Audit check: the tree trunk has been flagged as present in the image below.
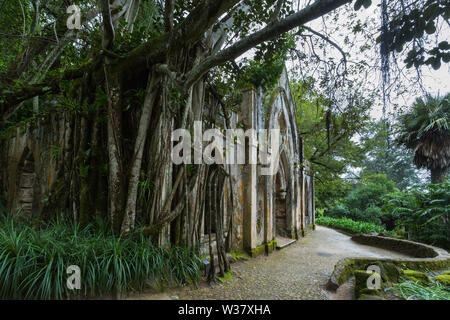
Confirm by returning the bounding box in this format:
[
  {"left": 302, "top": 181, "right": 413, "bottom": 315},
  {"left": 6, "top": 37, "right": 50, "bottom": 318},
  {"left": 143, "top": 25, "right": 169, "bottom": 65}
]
[
  {"left": 105, "top": 67, "right": 125, "bottom": 234},
  {"left": 78, "top": 116, "right": 91, "bottom": 227},
  {"left": 431, "top": 167, "right": 447, "bottom": 184},
  {"left": 121, "top": 71, "right": 160, "bottom": 234}
]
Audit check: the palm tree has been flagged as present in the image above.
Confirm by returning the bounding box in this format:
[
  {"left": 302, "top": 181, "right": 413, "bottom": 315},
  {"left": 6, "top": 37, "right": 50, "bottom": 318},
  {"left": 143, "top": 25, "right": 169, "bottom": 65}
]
[{"left": 396, "top": 93, "right": 450, "bottom": 184}]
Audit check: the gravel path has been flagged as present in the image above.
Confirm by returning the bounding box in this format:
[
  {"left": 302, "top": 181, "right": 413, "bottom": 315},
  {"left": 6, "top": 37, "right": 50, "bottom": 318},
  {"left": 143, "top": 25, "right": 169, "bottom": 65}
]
[{"left": 130, "top": 226, "right": 410, "bottom": 300}]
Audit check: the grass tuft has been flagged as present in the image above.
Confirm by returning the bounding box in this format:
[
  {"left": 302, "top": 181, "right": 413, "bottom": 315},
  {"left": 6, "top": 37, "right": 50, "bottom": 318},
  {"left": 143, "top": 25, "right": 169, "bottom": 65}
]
[
  {"left": 385, "top": 279, "right": 450, "bottom": 300},
  {"left": 0, "top": 215, "right": 202, "bottom": 299}
]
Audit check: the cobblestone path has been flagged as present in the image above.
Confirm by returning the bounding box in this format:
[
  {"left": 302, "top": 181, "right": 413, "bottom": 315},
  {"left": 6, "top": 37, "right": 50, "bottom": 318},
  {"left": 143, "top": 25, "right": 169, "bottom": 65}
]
[{"left": 130, "top": 226, "right": 410, "bottom": 300}]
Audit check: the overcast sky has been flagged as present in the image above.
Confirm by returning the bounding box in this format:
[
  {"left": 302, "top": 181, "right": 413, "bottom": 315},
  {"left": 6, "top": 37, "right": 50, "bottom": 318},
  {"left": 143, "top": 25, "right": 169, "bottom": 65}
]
[{"left": 289, "top": 0, "right": 450, "bottom": 120}]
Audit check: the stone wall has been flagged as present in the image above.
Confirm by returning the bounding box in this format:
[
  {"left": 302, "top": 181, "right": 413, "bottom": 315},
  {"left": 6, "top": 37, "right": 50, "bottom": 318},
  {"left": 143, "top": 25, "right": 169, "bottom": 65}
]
[
  {"left": 328, "top": 235, "right": 450, "bottom": 290},
  {"left": 1, "top": 68, "right": 315, "bottom": 258},
  {"left": 219, "top": 68, "right": 315, "bottom": 256},
  {"left": 1, "top": 113, "right": 64, "bottom": 219}
]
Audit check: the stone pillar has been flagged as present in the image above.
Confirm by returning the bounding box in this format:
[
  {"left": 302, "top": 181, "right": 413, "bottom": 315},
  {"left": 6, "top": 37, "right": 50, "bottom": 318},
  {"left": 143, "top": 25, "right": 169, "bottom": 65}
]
[
  {"left": 264, "top": 176, "right": 272, "bottom": 245},
  {"left": 311, "top": 171, "right": 316, "bottom": 228},
  {"left": 243, "top": 161, "right": 257, "bottom": 253},
  {"left": 295, "top": 171, "right": 302, "bottom": 238},
  {"left": 301, "top": 169, "right": 306, "bottom": 235},
  {"left": 241, "top": 89, "right": 258, "bottom": 254}
]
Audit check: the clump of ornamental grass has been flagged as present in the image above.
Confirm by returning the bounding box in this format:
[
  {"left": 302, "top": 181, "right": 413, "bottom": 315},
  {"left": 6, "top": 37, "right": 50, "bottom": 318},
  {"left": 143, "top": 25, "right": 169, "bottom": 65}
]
[{"left": 0, "top": 214, "right": 201, "bottom": 299}]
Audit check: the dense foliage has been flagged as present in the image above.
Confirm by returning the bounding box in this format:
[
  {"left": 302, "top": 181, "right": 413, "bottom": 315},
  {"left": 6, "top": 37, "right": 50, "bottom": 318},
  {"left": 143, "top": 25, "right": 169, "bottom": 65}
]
[
  {"left": 396, "top": 93, "right": 450, "bottom": 184},
  {"left": 0, "top": 215, "right": 202, "bottom": 299},
  {"left": 320, "top": 179, "right": 449, "bottom": 249},
  {"left": 325, "top": 174, "right": 397, "bottom": 227},
  {"left": 383, "top": 181, "right": 450, "bottom": 249},
  {"left": 291, "top": 77, "right": 371, "bottom": 209},
  {"left": 316, "top": 91, "right": 449, "bottom": 251}
]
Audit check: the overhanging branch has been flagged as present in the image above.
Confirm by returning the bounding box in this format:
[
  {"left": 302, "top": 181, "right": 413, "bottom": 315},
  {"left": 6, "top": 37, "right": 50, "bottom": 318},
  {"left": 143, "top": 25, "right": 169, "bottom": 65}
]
[
  {"left": 0, "top": 0, "right": 240, "bottom": 117},
  {"left": 300, "top": 25, "right": 347, "bottom": 73},
  {"left": 182, "top": 0, "right": 352, "bottom": 91}
]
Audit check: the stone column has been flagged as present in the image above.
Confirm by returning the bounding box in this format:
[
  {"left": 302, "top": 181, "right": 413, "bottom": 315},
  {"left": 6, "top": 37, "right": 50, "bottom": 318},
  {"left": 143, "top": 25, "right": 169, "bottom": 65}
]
[
  {"left": 295, "top": 170, "right": 302, "bottom": 238},
  {"left": 241, "top": 89, "right": 258, "bottom": 254},
  {"left": 311, "top": 171, "right": 316, "bottom": 228}
]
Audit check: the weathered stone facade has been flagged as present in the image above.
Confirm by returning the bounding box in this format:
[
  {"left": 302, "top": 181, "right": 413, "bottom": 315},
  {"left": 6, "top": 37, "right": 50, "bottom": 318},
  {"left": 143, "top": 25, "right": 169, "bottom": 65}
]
[
  {"left": 1, "top": 113, "right": 64, "bottom": 220},
  {"left": 200, "top": 69, "right": 315, "bottom": 257},
  {"left": 0, "top": 68, "right": 315, "bottom": 257}
]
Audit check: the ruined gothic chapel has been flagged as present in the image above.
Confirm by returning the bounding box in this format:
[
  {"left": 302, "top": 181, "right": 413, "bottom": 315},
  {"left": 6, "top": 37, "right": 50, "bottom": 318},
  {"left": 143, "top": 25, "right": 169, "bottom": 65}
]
[
  {"left": 201, "top": 68, "right": 316, "bottom": 256},
  {"left": 0, "top": 68, "right": 315, "bottom": 258}
]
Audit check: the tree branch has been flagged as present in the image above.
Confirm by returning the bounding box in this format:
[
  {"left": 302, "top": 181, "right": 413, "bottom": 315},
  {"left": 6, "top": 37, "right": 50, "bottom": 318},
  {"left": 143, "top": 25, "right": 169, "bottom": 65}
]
[
  {"left": 141, "top": 166, "right": 186, "bottom": 237},
  {"left": 101, "top": 0, "right": 115, "bottom": 50},
  {"left": 0, "top": 0, "right": 240, "bottom": 117},
  {"left": 300, "top": 25, "right": 347, "bottom": 72},
  {"left": 164, "top": 0, "right": 175, "bottom": 33},
  {"left": 182, "top": 0, "right": 351, "bottom": 91},
  {"left": 271, "top": 0, "right": 284, "bottom": 22}
]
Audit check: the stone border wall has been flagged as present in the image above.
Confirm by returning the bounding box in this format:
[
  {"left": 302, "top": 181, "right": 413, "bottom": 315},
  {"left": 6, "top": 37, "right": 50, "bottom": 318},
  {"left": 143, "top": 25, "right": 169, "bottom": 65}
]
[
  {"left": 351, "top": 234, "right": 443, "bottom": 258},
  {"left": 328, "top": 235, "right": 450, "bottom": 290}
]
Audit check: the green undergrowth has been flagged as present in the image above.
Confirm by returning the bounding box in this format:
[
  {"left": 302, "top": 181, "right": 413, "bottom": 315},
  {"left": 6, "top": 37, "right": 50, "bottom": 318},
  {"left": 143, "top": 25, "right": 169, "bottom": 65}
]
[
  {"left": 0, "top": 215, "right": 202, "bottom": 299},
  {"left": 316, "top": 216, "right": 394, "bottom": 235},
  {"left": 385, "top": 279, "right": 450, "bottom": 300},
  {"left": 218, "top": 270, "right": 234, "bottom": 283},
  {"left": 230, "top": 249, "right": 248, "bottom": 261}
]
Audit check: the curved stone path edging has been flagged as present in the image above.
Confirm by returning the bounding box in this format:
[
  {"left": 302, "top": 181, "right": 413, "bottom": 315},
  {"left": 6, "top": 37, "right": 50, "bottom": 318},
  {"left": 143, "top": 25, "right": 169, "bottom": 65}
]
[
  {"left": 351, "top": 234, "right": 449, "bottom": 258},
  {"left": 328, "top": 234, "right": 450, "bottom": 290},
  {"left": 129, "top": 226, "right": 417, "bottom": 300}
]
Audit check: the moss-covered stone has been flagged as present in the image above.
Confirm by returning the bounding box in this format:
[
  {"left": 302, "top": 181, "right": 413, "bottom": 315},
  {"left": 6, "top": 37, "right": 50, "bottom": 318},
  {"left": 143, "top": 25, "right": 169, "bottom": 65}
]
[
  {"left": 353, "top": 270, "right": 382, "bottom": 299},
  {"left": 433, "top": 274, "right": 450, "bottom": 286},
  {"left": 381, "top": 262, "right": 402, "bottom": 283},
  {"left": 402, "top": 270, "right": 432, "bottom": 284},
  {"left": 359, "top": 288, "right": 382, "bottom": 296},
  {"left": 393, "top": 259, "right": 450, "bottom": 271},
  {"left": 248, "top": 240, "right": 278, "bottom": 257},
  {"left": 265, "top": 240, "right": 277, "bottom": 254},
  {"left": 331, "top": 256, "right": 450, "bottom": 290},
  {"left": 249, "top": 244, "right": 266, "bottom": 257}
]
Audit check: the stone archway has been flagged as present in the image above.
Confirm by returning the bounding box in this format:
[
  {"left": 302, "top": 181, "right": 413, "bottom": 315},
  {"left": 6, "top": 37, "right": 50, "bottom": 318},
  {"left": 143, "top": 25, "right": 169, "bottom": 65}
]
[
  {"left": 274, "top": 150, "right": 292, "bottom": 239},
  {"left": 304, "top": 177, "right": 314, "bottom": 228},
  {"left": 14, "top": 147, "right": 38, "bottom": 219},
  {"left": 304, "top": 179, "right": 310, "bottom": 226}
]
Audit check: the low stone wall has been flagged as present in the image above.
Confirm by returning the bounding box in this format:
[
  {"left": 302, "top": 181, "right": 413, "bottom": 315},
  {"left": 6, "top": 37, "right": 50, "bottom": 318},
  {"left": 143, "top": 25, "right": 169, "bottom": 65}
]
[
  {"left": 328, "top": 235, "right": 450, "bottom": 290},
  {"left": 351, "top": 234, "right": 441, "bottom": 258}
]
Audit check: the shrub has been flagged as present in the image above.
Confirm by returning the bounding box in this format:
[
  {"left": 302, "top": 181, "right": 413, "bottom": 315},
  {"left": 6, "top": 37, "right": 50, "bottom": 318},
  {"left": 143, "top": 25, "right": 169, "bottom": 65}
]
[
  {"left": 344, "top": 174, "right": 396, "bottom": 212},
  {"left": 0, "top": 215, "right": 202, "bottom": 299},
  {"left": 315, "top": 216, "right": 391, "bottom": 235},
  {"left": 383, "top": 181, "right": 450, "bottom": 249},
  {"left": 325, "top": 174, "right": 397, "bottom": 229},
  {"left": 354, "top": 206, "right": 383, "bottom": 226},
  {"left": 327, "top": 203, "right": 350, "bottom": 219}
]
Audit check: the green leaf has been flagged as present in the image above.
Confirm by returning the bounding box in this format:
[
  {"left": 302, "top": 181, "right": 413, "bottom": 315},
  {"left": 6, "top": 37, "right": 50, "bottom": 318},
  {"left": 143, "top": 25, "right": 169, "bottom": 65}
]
[
  {"left": 362, "top": 0, "right": 372, "bottom": 9},
  {"left": 431, "top": 58, "right": 441, "bottom": 70},
  {"left": 425, "top": 22, "right": 436, "bottom": 35},
  {"left": 354, "top": 0, "right": 364, "bottom": 11}
]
